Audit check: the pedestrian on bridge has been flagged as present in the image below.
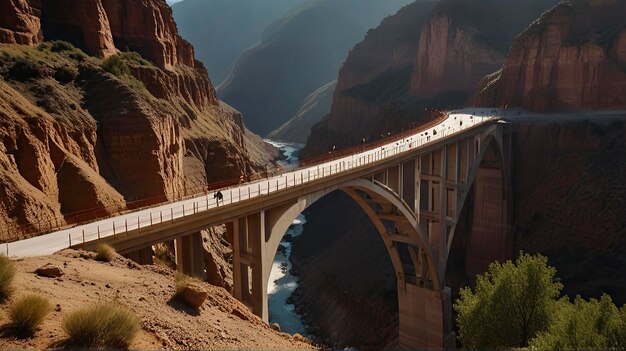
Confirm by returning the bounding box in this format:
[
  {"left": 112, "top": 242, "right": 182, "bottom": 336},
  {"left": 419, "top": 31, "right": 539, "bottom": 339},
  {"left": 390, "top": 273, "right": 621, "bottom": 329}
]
[{"left": 213, "top": 190, "right": 223, "bottom": 205}]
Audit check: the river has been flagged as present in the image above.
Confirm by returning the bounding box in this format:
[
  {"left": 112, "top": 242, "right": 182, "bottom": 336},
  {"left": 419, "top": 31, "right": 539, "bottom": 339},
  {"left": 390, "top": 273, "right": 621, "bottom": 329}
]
[{"left": 264, "top": 140, "right": 308, "bottom": 335}]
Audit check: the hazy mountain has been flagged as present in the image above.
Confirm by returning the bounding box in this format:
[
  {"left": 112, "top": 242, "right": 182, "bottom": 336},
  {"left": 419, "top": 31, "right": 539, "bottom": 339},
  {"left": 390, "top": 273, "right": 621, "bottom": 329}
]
[
  {"left": 218, "top": 0, "right": 414, "bottom": 136},
  {"left": 172, "top": 0, "right": 302, "bottom": 84}
]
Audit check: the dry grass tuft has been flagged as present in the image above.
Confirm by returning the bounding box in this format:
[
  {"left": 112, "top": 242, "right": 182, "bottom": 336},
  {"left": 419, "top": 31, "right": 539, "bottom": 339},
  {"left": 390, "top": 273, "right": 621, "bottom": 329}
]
[
  {"left": 0, "top": 255, "right": 16, "bottom": 301},
  {"left": 94, "top": 243, "right": 116, "bottom": 262},
  {"left": 173, "top": 272, "right": 201, "bottom": 298},
  {"left": 8, "top": 294, "right": 52, "bottom": 337},
  {"left": 63, "top": 301, "right": 139, "bottom": 349}
]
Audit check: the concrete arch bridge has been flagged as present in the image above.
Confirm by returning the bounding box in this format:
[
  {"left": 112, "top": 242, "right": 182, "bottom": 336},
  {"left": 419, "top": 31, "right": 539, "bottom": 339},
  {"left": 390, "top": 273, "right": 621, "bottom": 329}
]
[{"left": 7, "top": 109, "right": 512, "bottom": 349}]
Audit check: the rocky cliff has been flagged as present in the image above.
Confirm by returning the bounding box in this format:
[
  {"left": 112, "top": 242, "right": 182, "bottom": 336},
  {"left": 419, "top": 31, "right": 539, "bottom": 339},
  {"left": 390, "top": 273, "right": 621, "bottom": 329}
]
[
  {"left": 0, "top": 0, "right": 273, "bottom": 240},
  {"left": 217, "top": 0, "right": 414, "bottom": 137},
  {"left": 476, "top": 0, "right": 626, "bottom": 111},
  {"left": 301, "top": 0, "right": 559, "bottom": 158},
  {"left": 0, "top": 0, "right": 41, "bottom": 45}
]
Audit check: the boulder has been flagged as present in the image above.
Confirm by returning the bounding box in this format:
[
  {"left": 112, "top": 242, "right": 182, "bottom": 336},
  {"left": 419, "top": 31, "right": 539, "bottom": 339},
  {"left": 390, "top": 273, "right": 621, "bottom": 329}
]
[
  {"left": 179, "top": 283, "right": 208, "bottom": 309},
  {"left": 35, "top": 264, "right": 64, "bottom": 277},
  {"left": 270, "top": 323, "right": 281, "bottom": 332}
]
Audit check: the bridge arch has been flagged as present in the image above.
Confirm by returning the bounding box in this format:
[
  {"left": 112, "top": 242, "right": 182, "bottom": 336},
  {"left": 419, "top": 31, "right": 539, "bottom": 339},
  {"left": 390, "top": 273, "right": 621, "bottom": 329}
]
[{"left": 239, "top": 125, "right": 512, "bottom": 349}]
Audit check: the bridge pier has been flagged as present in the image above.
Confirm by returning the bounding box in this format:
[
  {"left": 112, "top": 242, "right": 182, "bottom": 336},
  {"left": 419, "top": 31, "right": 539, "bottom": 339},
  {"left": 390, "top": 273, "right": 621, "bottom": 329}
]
[
  {"left": 398, "top": 282, "right": 454, "bottom": 349},
  {"left": 229, "top": 214, "right": 269, "bottom": 321},
  {"left": 123, "top": 246, "right": 154, "bottom": 265},
  {"left": 175, "top": 232, "right": 206, "bottom": 280}
]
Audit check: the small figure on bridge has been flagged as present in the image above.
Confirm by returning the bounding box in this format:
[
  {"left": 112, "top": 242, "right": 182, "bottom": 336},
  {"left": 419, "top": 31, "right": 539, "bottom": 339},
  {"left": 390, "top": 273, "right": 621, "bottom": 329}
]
[
  {"left": 332, "top": 145, "right": 336, "bottom": 152},
  {"left": 213, "top": 190, "right": 223, "bottom": 205},
  {"left": 239, "top": 172, "right": 245, "bottom": 184},
  {"left": 361, "top": 137, "right": 366, "bottom": 145}
]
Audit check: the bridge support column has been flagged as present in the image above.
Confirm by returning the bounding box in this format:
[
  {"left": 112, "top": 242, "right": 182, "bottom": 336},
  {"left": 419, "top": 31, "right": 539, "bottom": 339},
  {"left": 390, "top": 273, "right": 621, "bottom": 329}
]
[
  {"left": 398, "top": 281, "right": 454, "bottom": 349},
  {"left": 123, "top": 246, "right": 154, "bottom": 265},
  {"left": 230, "top": 213, "right": 269, "bottom": 321},
  {"left": 175, "top": 232, "right": 206, "bottom": 280}
]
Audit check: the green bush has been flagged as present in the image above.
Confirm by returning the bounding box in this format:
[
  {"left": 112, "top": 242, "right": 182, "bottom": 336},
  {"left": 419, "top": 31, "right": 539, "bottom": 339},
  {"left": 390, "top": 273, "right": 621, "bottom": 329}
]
[
  {"left": 63, "top": 301, "right": 140, "bottom": 348},
  {"left": 530, "top": 294, "right": 626, "bottom": 350},
  {"left": 54, "top": 65, "right": 78, "bottom": 84},
  {"left": 94, "top": 243, "right": 116, "bottom": 262},
  {"left": 455, "top": 253, "right": 562, "bottom": 349},
  {"left": 48, "top": 41, "right": 75, "bottom": 53},
  {"left": 101, "top": 54, "right": 127, "bottom": 76},
  {"left": 8, "top": 294, "right": 52, "bottom": 337},
  {"left": 0, "top": 255, "right": 16, "bottom": 301},
  {"left": 100, "top": 51, "right": 152, "bottom": 77},
  {"left": 7, "top": 57, "right": 43, "bottom": 81}
]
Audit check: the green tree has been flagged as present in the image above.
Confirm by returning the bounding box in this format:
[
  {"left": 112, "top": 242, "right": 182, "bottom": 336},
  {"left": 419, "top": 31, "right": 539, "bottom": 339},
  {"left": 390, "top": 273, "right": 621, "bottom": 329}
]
[
  {"left": 454, "top": 253, "right": 563, "bottom": 349},
  {"left": 530, "top": 294, "right": 626, "bottom": 350}
]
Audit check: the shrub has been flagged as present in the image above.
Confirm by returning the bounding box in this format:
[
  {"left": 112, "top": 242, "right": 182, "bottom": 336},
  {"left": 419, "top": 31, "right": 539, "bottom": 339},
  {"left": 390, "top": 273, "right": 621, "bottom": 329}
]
[
  {"left": 48, "top": 41, "right": 75, "bottom": 53},
  {"left": 100, "top": 51, "right": 153, "bottom": 77},
  {"left": 54, "top": 65, "right": 78, "bottom": 84},
  {"left": 173, "top": 272, "right": 201, "bottom": 297},
  {"left": 455, "top": 253, "right": 562, "bottom": 349},
  {"left": 0, "top": 255, "right": 16, "bottom": 301},
  {"left": 7, "top": 57, "right": 43, "bottom": 81},
  {"left": 8, "top": 294, "right": 52, "bottom": 337},
  {"left": 94, "top": 243, "right": 116, "bottom": 262},
  {"left": 101, "top": 54, "right": 127, "bottom": 76},
  {"left": 63, "top": 301, "right": 139, "bottom": 348}
]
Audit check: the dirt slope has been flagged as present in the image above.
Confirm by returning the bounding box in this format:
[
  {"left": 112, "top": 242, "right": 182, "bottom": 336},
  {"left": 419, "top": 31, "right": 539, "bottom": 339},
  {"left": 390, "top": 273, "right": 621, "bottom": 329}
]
[{"left": 0, "top": 250, "right": 313, "bottom": 350}]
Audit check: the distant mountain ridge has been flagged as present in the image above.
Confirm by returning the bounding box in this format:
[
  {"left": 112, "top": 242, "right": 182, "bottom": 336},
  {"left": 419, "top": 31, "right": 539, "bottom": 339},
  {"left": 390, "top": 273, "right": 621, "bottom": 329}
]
[
  {"left": 172, "top": 0, "right": 302, "bottom": 85},
  {"left": 218, "top": 0, "right": 414, "bottom": 136}
]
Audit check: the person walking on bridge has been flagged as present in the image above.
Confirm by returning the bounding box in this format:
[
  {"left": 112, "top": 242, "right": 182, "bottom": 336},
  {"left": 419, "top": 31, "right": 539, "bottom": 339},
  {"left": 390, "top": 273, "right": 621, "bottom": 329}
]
[{"left": 213, "top": 190, "right": 223, "bottom": 206}]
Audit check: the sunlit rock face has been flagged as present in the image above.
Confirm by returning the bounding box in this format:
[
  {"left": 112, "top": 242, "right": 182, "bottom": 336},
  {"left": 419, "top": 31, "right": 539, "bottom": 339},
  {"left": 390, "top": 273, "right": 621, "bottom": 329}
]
[
  {"left": 0, "top": 0, "right": 268, "bottom": 235},
  {"left": 476, "top": 0, "right": 626, "bottom": 111},
  {"left": 302, "top": 0, "right": 558, "bottom": 158}
]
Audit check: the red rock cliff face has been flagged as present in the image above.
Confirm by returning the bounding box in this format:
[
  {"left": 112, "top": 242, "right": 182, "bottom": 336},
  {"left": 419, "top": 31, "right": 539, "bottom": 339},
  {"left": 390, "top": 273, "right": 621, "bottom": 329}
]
[
  {"left": 302, "top": 0, "right": 559, "bottom": 158},
  {"left": 0, "top": 0, "right": 41, "bottom": 45},
  {"left": 38, "top": 0, "right": 117, "bottom": 57},
  {"left": 0, "top": 0, "right": 265, "bottom": 239},
  {"left": 410, "top": 14, "right": 504, "bottom": 97},
  {"left": 101, "top": 0, "right": 195, "bottom": 69},
  {"left": 301, "top": 1, "right": 437, "bottom": 158},
  {"left": 476, "top": 0, "right": 626, "bottom": 111}
]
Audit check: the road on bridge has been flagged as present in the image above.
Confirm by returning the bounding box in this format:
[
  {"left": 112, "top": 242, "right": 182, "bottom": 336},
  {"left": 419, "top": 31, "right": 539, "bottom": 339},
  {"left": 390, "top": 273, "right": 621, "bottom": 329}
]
[{"left": 5, "top": 109, "right": 501, "bottom": 257}]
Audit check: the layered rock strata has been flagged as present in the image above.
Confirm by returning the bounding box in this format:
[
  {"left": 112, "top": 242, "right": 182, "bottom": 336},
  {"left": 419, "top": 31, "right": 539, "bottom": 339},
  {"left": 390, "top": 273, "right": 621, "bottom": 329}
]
[
  {"left": 0, "top": 0, "right": 270, "bottom": 239},
  {"left": 476, "top": 0, "right": 626, "bottom": 111}
]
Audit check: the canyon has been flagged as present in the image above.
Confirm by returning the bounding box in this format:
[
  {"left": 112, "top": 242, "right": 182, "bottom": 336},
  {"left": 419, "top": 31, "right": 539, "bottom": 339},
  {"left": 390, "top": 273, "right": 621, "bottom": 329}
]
[
  {"left": 217, "top": 0, "right": 413, "bottom": 136},
  {"left": 171, "top": 0, "right": 302, "bottom": 85},
  {"left": 1, "top": 0, "right": 626, "bottom": 349},
  {"left": 291, "top": 0, "right": 626, "bottom": 348},
  {"left": 301, "top": 0, "right": 559, "bottom": 158},
  {"left": 0, "top": 0, "right": 276, "bottom": 239}
]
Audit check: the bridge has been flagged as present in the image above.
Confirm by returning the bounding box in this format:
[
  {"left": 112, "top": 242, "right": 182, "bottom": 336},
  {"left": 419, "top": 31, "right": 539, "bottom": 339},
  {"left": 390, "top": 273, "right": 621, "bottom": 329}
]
[{"left": 5, "top": 108, "right": 512, "bottom": 350}]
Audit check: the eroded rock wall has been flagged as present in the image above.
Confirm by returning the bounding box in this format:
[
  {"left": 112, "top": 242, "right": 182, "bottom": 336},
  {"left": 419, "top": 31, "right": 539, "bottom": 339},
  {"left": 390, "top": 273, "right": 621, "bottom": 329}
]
[
  {"left": 0, "top": 0, "right": 41, "bottom": 45},
  {"left": 476, "top": 0, "right": 626, "bottom": 111},
  {"left": 0, "top": 0, "right": 270, "bottom": 239}
]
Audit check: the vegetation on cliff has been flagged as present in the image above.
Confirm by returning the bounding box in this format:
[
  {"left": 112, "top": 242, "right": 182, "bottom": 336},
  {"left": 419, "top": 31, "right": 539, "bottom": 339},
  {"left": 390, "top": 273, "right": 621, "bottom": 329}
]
[{"left": 455, "top": 253, "right": 626, "bottom": 350}]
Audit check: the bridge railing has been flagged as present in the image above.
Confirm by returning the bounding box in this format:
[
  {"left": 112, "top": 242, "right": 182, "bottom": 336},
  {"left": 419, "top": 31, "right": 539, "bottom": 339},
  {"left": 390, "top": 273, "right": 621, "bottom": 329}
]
[{"left": 3, "top": 113, "right": 498, "bottom": 252}]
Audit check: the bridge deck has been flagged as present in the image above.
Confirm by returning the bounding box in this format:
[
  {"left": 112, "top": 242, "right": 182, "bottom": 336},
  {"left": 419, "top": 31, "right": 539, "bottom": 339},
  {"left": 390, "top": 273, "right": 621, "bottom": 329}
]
[{"left": 5, "top": 109, "right": 501, "bottom": 257}]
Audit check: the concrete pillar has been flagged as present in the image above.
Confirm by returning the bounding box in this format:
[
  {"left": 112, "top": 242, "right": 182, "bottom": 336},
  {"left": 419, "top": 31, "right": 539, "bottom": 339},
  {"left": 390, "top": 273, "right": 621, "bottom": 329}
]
[
  {"left": 247, "top": 212, "right": 269, "bottom": 321},
  {"left": 398, "top": 282, "right": 451, "bottom": 349},
  {"left": 229, "top": 214, "right": 269, "bottom": 321},
  {"left": 123, "top": 246, "right": 153, "bottom": 265},
  {"left": 175, "top": 232, "right": 206, "bottom": 280},
  {"left": 466, "top": 167, "right": 509, "bottom": 276}
]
